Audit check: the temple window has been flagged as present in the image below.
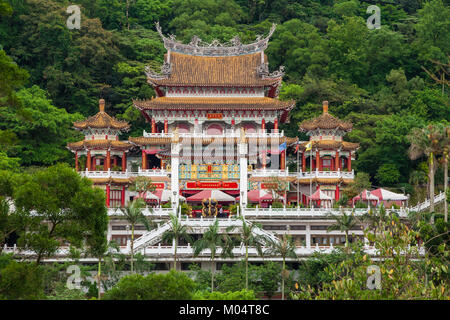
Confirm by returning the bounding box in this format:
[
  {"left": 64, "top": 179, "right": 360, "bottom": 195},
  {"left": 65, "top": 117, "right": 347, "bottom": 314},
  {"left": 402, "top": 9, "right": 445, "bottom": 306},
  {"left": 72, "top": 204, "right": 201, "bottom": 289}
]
[{"left": 206, "top": 123, "right": 223, "bottom": 135}]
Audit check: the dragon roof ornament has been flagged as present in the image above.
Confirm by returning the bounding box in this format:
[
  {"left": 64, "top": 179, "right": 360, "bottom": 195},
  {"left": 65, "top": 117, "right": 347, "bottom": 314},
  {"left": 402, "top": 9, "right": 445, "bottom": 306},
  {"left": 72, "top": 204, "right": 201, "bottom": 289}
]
[{"left": 155, "top": 22, "right": 277, "bottom": 56}]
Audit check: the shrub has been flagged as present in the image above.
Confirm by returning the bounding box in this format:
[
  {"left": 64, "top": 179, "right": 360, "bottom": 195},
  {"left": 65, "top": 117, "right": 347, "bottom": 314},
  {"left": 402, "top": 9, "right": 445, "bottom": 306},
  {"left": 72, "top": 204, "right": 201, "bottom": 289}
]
[
  {"left": 103, "top": 270, "right": 196, "bottom": 300},
  {"left": 192, "top": 289, "right": 256, "bottom": 300},
  {"left": 0, "top": 259, "right": 45, "bottom": 300}
]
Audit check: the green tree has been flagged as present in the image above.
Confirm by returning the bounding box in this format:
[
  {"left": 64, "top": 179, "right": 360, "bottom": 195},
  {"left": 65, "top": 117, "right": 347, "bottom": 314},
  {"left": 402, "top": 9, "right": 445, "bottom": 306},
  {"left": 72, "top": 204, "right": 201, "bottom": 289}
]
[
  {"left": 0, "top": 257, "right": 45, "bottom": 300},
  {"left": 103, "top": 270, "right": 196, "bottom": 300},
  {"left": 407, "top": 124, "right": 444, "bottom": 213},
  {"left": 228, "top": 216, "right": 266, "bottom": 290},
  {"left": 161, "top": 213, "right": 192, "bottom": 270},
  {"left": 119, "top": 198, "right": 154, "bottom": 273},
  {"left": 264, "top": 234, "right": 297, "bottom": 300},
  {"left": 376, "top": 163, "right": 401, "bottom": 186},
  {"left": 13, "top": 163, "right": 108, "bottom": 264},
  {"left": 326, "top": 210, "right": 358, "bottom": 249},
  {"left": 193, "top": 219, "right": 234, "bottom": 292}
]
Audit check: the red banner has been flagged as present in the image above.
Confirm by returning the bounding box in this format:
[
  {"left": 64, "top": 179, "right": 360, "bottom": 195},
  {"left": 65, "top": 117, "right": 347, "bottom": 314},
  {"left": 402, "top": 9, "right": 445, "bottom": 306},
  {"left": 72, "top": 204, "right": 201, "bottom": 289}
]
[
  {"left": 151, "top": 183, "right": 165, "bottom": 189},
  {"left": 185, "top": 181, "right": 238, "bottom": 189},
  {"left": 206, "top": 113, "right": 223, "bottom": 119}
]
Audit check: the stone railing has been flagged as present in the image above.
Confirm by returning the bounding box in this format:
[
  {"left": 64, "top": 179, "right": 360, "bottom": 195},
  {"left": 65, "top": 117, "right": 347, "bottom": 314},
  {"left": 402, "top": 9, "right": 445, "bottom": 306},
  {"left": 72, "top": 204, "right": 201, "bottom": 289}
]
[
  {"left": 242, "top": 206, "right": 408, "bottom": 218},
  {"left": 409, "top": 191, "right": 446, "bottom": 212},
  {"left": 143, "top": 129, "right": 284, "bottom": 139},
  {"left": 297, "top": 169, "right": 355, "bottom": 180},
  {"left": 4, "top": 243, "right": 424, "bottom": 260}
]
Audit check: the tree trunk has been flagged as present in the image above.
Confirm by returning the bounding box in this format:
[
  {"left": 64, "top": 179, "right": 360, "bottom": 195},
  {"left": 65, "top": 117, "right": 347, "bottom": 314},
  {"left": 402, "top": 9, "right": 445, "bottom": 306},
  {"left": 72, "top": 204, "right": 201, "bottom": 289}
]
[
  {"left": 131, "top": 224, "right": 134, "bottom": 273},
  {"left": 126, "top": 0, "right": 130, "bottom": 30},
  {"left": 173, "top": 238, "right": 178, "bottom": 271},
  {"left": 97, "top": 258, "right": 102, "bottom": 300},
  {"left": 445, "top": 155, "right": 448, "bottom": 222},
  {"left": 211, "top": 257, "right": 215, "bottom": 293},
  {"left": 281, "top": 258, "right": 285, "bottom": 300},
  {"left": 429, "top": 153, "right": 435, "bottom": 217},
  {"left": 245, "top": 243, "right": 249, "bottom": 290}
]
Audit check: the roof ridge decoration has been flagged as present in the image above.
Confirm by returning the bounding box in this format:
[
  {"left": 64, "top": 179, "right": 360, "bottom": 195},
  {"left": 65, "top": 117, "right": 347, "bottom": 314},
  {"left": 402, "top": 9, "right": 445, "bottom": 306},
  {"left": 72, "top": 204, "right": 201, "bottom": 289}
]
[
  {"left": 155, "top": 21, "right": 277, "bottom": 57},
  {"left": 299, "top": 101, "right": 353, "bottom": 132},
  {"left": 73, "top": 99, "right": 130, "bottom": 131}
]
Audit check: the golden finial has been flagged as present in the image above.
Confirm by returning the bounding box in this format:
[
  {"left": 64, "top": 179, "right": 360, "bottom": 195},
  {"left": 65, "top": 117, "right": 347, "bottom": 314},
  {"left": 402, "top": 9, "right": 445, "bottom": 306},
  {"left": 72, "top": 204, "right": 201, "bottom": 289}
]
[
  {"left": 99, "top": 99, "right": 105, "bottom": 112},
  {"left": 323, "top": 101, "right": 328, "bottom": 113}
]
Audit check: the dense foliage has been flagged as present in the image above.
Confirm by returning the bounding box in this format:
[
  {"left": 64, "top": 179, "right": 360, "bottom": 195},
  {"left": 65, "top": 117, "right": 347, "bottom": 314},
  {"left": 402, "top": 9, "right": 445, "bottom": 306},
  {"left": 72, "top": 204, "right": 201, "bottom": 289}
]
[{"left": 0, "top": 0, "right": 448, "bottom": 193}]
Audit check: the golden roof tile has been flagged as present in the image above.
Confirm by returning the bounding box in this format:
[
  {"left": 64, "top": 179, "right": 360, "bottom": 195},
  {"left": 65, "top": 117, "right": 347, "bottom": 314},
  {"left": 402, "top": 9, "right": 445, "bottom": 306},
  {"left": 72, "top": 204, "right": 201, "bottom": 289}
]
[
  {"left": 298, "top": 140, "right": 359, "bottom": 151},
  {"left": 73, "top": 99, "right": 130, "bottom": 131},
  {"left": 299, "top": 101, "right": 353, "bottom": 132},
  {"left": 67, "top": 140, "right": 132, "bottom": 151},
  {"left": 133, "top": 97, "right": 294, "bottom": 111},
  {"left": 148, "top": 52, "right": 280, "bottom": 87}
]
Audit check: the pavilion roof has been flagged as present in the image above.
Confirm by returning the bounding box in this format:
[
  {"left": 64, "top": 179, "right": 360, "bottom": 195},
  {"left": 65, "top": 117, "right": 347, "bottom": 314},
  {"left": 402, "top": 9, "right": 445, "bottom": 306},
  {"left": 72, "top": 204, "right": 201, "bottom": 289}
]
[
  {"left": 73, "top": 99, "right": 130, "bottom": 131},
  {"left": 299, "top": 101, "right": 353, "bottom": 132},
  {"left": 67, "top": 139, "right": 132, "bottom": 151},
  {"left": 133, "top": 97, "right": 294, "bottom": 111},
  {"left": 298, "top": 140, "right": 359, "bottom": 151}
]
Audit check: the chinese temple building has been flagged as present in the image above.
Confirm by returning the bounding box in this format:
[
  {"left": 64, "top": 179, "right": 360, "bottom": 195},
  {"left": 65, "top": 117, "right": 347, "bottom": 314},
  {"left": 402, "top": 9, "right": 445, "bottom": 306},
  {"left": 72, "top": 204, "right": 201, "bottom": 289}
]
[
  {"left": 130, "top": 22, "right": 297, "bottom": 207},
  {"left": 297, "top": 101, "right": 359, "bottom": 206},
  {"left": 67, "top": 99, "right": 132, "bottom": 208},
  {"left": 58, "top": 24, "right": 392, "bottom": 268}
]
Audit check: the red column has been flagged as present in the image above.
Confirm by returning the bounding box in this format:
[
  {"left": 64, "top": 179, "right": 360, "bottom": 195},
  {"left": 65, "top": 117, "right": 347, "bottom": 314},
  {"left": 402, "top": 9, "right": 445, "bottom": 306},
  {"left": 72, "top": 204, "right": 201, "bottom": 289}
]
[
  {"left": 106, "top": 150, "right": 111, "bottom": 170},
  {"left": 261, "top": 119, "right": 265, "bottom": 131},
  {"left": 121, "top": 186, "right": 125, "bottom": 207},
  {"left": 113, "top": 156, "right": 117, "bottom": 168},
  {"left": 87, "top": 150, "right": 91, "bottom": 171},
  {"left": 280, "top": 150, "right": 286, "bottom": 170},
  {"left": 316, "top": 150, "right": 320, "bottom": 171},
  {"left": 274, "top": 118, "right": 278, "bottom": 133},
  {"left": 302, "top": 152, "right": 306, "bottom": 171},
  {"left": 164, "top": 119, "right": 168, "bottom": 133},
  {"left": 347, "top": 154, "right": 352, "bottom": 171},
  {"left": 106, "top": 184, "right": 110, "bottom": 207},
  {"left": 336, "top": 151, "right": 340, "bottom": 171},
  {"left": 122, "top": 152, "right": 126, "bottom": 172},
  {"left": 335, "top": 185, "right": 340, "bottom": 201},
  {"left": 142, "top": 150, "right": 147, "bottom": 169},
  {"left": 75, "top": 151, "right": 79, "bottom": 171},
  {"left": 92, "top": 156, "right": 96, "bottom": 171},
  {"left": 151, "top": 119, "right": 156, "bottom": 133}
]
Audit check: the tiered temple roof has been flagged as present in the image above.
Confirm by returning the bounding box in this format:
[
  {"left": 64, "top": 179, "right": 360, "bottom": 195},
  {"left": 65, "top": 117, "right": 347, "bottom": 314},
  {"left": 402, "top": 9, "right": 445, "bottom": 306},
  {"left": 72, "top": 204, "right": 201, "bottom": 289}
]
[
  {"left": 147, "top": 52, "right": 281, "bottom": 87},
  {"left": 133, "top": 97, "right": 294, "bottom": 111},
  {"left": 297, "top": 140, "right": 359, "bottom": 151},
  {"left": 299, "top": 101, "right": 353, "bottom": 132},
  {"left": 73, "top": 99, "right": 130, "bottom": 131},
  {"left": 67, "top": 140, "right": 131, "bottom": 151},
  {"left": 67, "top": 99, "right": 132, "bottom": 153}
]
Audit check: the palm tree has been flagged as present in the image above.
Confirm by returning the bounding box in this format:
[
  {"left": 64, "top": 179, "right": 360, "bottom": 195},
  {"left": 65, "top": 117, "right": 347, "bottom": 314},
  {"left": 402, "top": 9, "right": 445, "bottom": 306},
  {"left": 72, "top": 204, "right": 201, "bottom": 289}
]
[
  {"left": 119, "top": 198, "right": 154, "bottom": 273},
  {"left": 361, "top": 203, "right": 389, "bottom": 237},
  {"left": 326, "top": 209, "right": 358, "bottom": 250},
  {"left": 161, "top": 213, "right": 192, "bottom": 270},
  {"left": 439, "top": 125, "right": 449, "bottom": 222},
  {"left": 192, "top": 219, "right": 234, "bottom": 292},
  {"left": 227, "top": 215, "right": 267, "bottom": 290},
  {"left": 407, "top": 124, "right": 443, "bottom": 214},
  {"left": 264, "top": 234, "right": 297, "bottom": 300}
]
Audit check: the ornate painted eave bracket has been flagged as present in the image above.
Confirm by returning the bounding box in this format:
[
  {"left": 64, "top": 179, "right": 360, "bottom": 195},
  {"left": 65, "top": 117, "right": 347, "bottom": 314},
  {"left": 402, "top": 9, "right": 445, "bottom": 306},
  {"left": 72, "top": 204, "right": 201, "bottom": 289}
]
[
  {"left": 155, "top": 21, "right": 277, "bottom": 56},
  {"left": 257, "top": 63, "right": 285, "bottom": 79},
  {"left": 145, "top": 62, "right": 172, "bottom": 80}
]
